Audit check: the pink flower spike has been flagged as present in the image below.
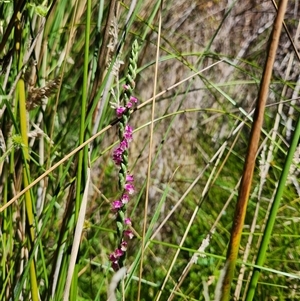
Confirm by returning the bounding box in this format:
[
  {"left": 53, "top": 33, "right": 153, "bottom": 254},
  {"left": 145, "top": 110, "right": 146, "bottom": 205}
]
[
  {"left": 121, "top": 194, "right": 129, "bottom": 204},
  {"left": 124, "top": 217, "right": 132, "bottom": 225},
  {"left": 130, "top": 96, "right": 138, "bottom": 103},
  {"left": 116, "top": 106, "right": 126, "bottom": 117},
  {"left": 112, "top": 200, "right": 123, "bottom": 209},
  {"left": 124, "top": 230, "right": 134, "bottom": 240},
  {"left": 126, "top": 174, "right": 134, "bottom": 182}
]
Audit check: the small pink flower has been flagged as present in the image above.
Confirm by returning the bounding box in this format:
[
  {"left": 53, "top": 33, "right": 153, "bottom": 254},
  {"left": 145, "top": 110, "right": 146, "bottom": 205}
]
[
  {"left": 130, "top": 96, "right": 138, "bottom": 103},
  {"left": 120, "top": 240, "right": 128, "bottom": 251},
  {"left": 124, "top": 230, "right": 134, "bottom": 239},
  {"left": 126, "top": 174, "right": 134, "bottom": 182},
  {"left": 116, "top": 106, "right": 126, "bottom": 117},
  {"left": 120, "top": 139, "right": 129, "bottom": 150},
  {"left": 109, "top": 253, "right": 117, "bottom": 262},
  {"left": 126, "top": 101, "right": 133, "bottom": 109},
  {"left": 121, "top": 194, "right": 129, "bottom": 204},
  {"left": 125, "top": 183, "right": 135, "bottom": 194},
  {"left": 109, "top": 258, "right": 119, "bottom": 271},
  {"left": 124, "top": 217, "right": 132, "bottom": 225},
  {"left": 114, "top": 248, "right": 124, "bottom": 257},
  {"left": 124, "top": 133, "right": 132, "bottom": 142},
  {"left": 111, "top": 261, "right": 119, "bottom": 271},
  {"left": 112, "top": 200, "right": 123, "bottom": 209},
  {"left": 124, "top": 125, "right": 133, "bottom": 141},
  {"left": 125, "top": 125, "right": 133, "bottom": 134},
  {"left": 112, "top": 147, "right": 124, "bottom": 165},
  {"left": 123, "top": 84, "right": 129, "bottom": 90}
]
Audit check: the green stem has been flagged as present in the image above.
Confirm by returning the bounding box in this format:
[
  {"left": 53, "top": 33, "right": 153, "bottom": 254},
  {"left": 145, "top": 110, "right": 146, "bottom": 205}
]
[
  {"left": 16, "top": 10, "right": 39, "bottom": 301},
  {"left": 18, "top": 68, "right": 39, "bottom": 301},
  {"left": 71, "top": 0, "right": 91, "bottom": 298},
  {"left": 75, "top": 0, "right": 91, "bottom": 218}
]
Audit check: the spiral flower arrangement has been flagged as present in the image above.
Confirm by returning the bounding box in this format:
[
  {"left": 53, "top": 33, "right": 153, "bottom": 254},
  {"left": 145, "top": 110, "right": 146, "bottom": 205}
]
[{"left": 109, "top": 40, "right": 139, "bottom": 271}]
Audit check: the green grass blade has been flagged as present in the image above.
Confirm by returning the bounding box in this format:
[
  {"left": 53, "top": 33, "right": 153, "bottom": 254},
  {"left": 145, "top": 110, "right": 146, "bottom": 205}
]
[{"left": 245, "top": 115, "right": 300, "bottom": 300}]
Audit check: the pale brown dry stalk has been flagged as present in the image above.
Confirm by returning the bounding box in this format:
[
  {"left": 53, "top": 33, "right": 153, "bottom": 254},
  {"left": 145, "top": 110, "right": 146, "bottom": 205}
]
[
  {"left": 217, "top": 1, "right": 288, "bottom": 300},
  {"left": 89, "top": 0, "right": 119, "bottom": 103},
  {"left": 238, "top": 46, "right": 297, "bottom": 300}
]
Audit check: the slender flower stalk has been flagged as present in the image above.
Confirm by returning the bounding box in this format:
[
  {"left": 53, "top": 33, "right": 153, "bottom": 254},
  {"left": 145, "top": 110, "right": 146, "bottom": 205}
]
[{"left": 109, "top": 40, "right": 139, "bottom": 271}]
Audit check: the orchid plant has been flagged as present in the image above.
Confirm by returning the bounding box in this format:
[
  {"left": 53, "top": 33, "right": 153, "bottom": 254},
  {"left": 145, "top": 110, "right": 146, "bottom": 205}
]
[{"left": 109, "top": 40, "right": 139, "bottom": 271}]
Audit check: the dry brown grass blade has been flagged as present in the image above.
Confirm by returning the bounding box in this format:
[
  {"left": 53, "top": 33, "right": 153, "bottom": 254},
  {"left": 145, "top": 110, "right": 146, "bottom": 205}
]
[
  {"left": 89, "top": 0, "right": 118, "bottom": 103},
  {"left": 271, "top": 0, "right": 300, "bottom": 62},
  {"left": 0, "top": 0, "right": 26, "bottom": 54},
  {"left": 216, "top": 1, "right": 289, "bottom": 300}
]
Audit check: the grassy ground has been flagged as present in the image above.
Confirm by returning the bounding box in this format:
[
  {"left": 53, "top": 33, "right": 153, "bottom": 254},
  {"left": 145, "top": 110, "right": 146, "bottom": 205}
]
[{"left": 0, "top": 1, "right": 299, "bottom": 300}]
